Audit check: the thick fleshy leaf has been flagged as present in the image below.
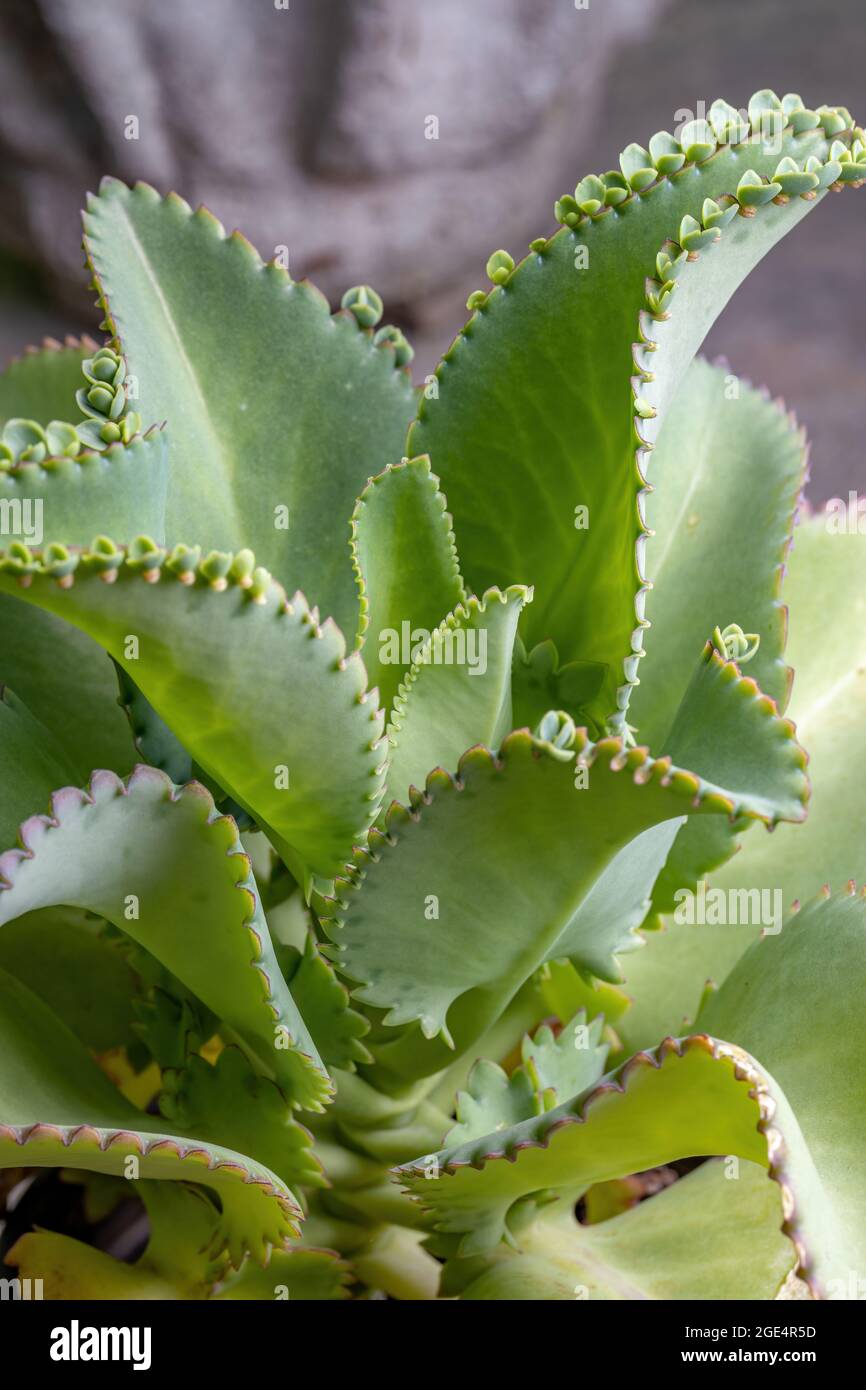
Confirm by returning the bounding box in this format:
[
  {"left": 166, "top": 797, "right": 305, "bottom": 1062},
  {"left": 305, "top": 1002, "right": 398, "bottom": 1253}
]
[
  {"left": 83, "top": 178, "right": 417, "bottom": 636},
  {"left": 714, "top": 518, "right": 866, "bottom": 901},
  {"left": 631, "top": 358, "right": 807, "bottom": 742},
  {"left": 700, "top": 890, "right": 866, "bottom": 1297},
  {"left": 447, "top": 1012, "right": 608, "bottom": 1146},
  {"left": 6, "top": 1231, "right": 195, "bottom": 1300},
  {"left": 409, "top": 110, "right": 854, "bottom": 729},
  {"left": 277, "top": 934, "right": 372, "bottom": 1072},
  {"left": 322, "top": 691, "right": 805, "bottom": 1083},
  {"left": 351, "top": 455, "right": 465, "bottom": 712},
  {"left": 661, "top": 641, "right": 808, "bottom": 826},
  {"left": 0, "top": 907, "right": 139, "bottom": 1052},
  {"left": 632, "top": 360, "right": 808, "bottom": 913},
  {"left": 159, "top": 1046, "right": 324, "bottom": 1192},
  {"left": 385, "top": 585, "right": 531, "bottom": 807},
  {"left": 395, "top": 1035, "right": 774, "bottom": 1256},
  {"left": 113, "top": 661, "right": 254, "bottom": 829},
  {"left": 214, "top": 1247, "right": 352, "bottom": 1300},
  {"left": 618, "top": 519, "right": 866, "bottom": 1052},
  {"left": 7, "top": 1180, "right": 228, "bottom": 1298},
  {"left": 112, "top": 660, "right": 191, "bottom": 781},
  {"left": 0, "top": 969, "right": 301, "bottom": 1266},
  {"left": 0, "top": 595, "right": 134, "bottom": 778},
  {"left": 0, "top": 686, "right": 80, "bottom": 847},
  {"left": 0, "top": 430, "right": 168, "bottom": 548},
  {"left": 0, "top": 543, "right": 385, "bottom": 885},
  {"left": 456, "top": 1158, "right": 792, "bottom": 1300},
  {"left": 0, "top": 764, "right": 329, "bottom": 1109},
  {"left": 0, "top": 338, "right": 94, "bottom": 426}
]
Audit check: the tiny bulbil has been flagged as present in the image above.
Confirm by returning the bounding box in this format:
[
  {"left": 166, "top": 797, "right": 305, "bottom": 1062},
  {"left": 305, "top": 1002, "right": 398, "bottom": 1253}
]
[{"left": 0, "top": 88, "right": 864, "bottom": 1300}]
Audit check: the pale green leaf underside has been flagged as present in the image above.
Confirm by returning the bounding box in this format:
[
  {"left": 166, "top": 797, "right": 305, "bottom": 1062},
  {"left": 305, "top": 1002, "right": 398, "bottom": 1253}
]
[
  {"left": 618, "top": 520, "right": 866, "bottom": 1052},
  {"left": 409, "top": 121, "right": 843, "bottom": 728},
  {"left": 351, "top": 455, "right": 465, "bottom": 712},
  {"left": 385, "top": 585, "right": 530, "bottom": 808},
  {"left": 714, "top": 519, "right": 866, "bottom": 902},
  {"left": 83, "top": 178, "right": 417, "bottom": 637},
  {"left": 638, "top": 349, "right": 808, "bottom": 918},
  {"left": 632, "top": 358, "right": 807, "bottom": 743},
  {"left": 459, "top": 1159, "right": 792, "bottom": 1300},
  {"left": 0, "top": 969, "right": 300, "bottom": 1266},
  {"left": 700, "top": 891, "right": 866, "bottom": 1296},
  {"left": 417, "top": 894, "right": 866, "bottom": 1295},
  {"left": 396, "top": 1037, "right": 771, "bottom": 1257},
  {"left": 0, "top": 764, "right": 329, "bottom": 1109}
]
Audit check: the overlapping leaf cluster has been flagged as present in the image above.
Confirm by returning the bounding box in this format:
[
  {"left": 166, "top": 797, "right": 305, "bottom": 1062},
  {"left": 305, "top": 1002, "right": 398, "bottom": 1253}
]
[{"left": 0, "top": 88, "right": 864, "bottom": 1300}]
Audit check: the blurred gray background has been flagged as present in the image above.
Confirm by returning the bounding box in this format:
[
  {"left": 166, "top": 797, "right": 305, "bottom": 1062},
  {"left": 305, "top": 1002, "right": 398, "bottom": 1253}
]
[{"left": 0, "top": 0, "right": 862, "bottom": 498}]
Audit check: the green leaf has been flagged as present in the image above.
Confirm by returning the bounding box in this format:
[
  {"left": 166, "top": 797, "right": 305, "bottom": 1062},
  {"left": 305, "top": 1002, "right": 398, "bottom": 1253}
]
[
  {"left": 322, "top": 696, "right": 805, "bottom": 1080},
  {"left": 0, "top": 430, "right": 168, "bottom": 548},
  {"left": 112, "top": 659, "right": 192, "bottom": 781},
  {"left": 215, "top": 1247, "right": 352, "bottom": 1300},
  {"left": 278, "top": 934, "right": 372, "bottom": 1071},
  {"left": 661, "top": 641, "right": 808, "bottom": 826},
  {"left": 617, "top": 519, "right": 866, "bottom": 1052},
  {"left": 536, "top": 958, "right": 630, "bottom": 1028},
  {"left": 408, "top": 117, "right": 850, "bottom": 730},
  {"left": 6, "top": 1231, "right": 194, "bottom": 1300},
  {"left": 714, "top": 518, "right": 866, "bottom": 902},
  {"left": 112, "top": 661, "right": 255, "bottom": 829},
  {"left": 0, "top": 338, "right": 94, "bottom": 427},
  {"left": 700, "top": 890, "right": 866, "bottom": 1296},
  {"left": 132, "top": 1179, "right": 230, "bottom": 1292},
  {"left": 0, "top": 595, "right": 135, "bottom": 778},
  {"left": 457, "top": 1158, "right": 793, "bottom": 1299},
  {"left": 385, "top": 585, "right": 531, "bottom": 806},
  {"left": 351, "top": 455, "right": 465, "bottom": 712},
  {"left": 131, "top": 985, "right": 215, "bottom": 1071},
  {"left": 447, "top": 1012, "right": 608, "bottom": 1146},
  {"left": 0, "top": 969, "right": 301, "bottom": 1266},
  {"left": 631, "top": 358, "right": 807, "bottom": 745},
  {"left": 631, "top": 358, "right": 811, "bottom": 912},
  {"left": 159, "top": 1046, "right": 325, "bottom": 1191},
  {"left": 8, "top": 1180, "right": 229, "bottom": 1298},
  {"left": 0, "top": 907, "right": 139, "bottom": 1052},
  {"left": 395, "top": 1035, "right": 771, "bottom": 1256},
  {"left": 0, "top": 543, "right": 385, "bottom": 885},
  {"left": 83, "top": 179, "right": 417, "bottom": 636},
  {"left": 0, "top": 686, "right": 80, "bottom": 846},
  {"left": 510, "top": 638, "right": 608, "bottom": 733},
  {"left": 0, "top": 764, "right": 329, "bottom": 1109}
]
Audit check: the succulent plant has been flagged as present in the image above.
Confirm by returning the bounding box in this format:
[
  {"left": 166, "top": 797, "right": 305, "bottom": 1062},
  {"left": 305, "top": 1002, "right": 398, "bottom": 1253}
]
[{"left": 0, "top": 88, "right": 864, "bottom": 1302}]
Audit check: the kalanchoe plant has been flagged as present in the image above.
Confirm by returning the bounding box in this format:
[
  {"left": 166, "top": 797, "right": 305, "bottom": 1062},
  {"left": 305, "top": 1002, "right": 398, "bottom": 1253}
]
[{"left": 0, "top": 88, "right": 864, "bottom": 1301}]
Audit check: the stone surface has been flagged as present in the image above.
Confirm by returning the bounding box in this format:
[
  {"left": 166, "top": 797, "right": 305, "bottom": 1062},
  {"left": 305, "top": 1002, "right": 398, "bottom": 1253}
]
[
  {"left": 0, "top": 0, "right": 662, "bottom": 313},
  {"left": 0, "top": 0, "right": 862, "bottom": 500}
]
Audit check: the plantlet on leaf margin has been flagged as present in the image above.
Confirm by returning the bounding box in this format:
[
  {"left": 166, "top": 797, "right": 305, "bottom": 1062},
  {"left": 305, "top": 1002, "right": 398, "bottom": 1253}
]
[{"left": 0, "top": 86, "right": 862, "bottom": 1301}]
